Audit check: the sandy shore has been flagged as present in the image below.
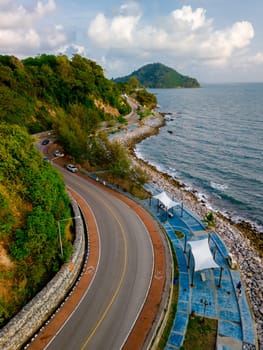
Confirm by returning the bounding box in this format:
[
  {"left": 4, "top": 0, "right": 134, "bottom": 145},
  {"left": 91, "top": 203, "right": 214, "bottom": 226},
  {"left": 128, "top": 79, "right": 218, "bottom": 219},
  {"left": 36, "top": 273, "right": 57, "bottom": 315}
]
[{"left": 112, "top": 112, "right": 263, "bottom": 346}]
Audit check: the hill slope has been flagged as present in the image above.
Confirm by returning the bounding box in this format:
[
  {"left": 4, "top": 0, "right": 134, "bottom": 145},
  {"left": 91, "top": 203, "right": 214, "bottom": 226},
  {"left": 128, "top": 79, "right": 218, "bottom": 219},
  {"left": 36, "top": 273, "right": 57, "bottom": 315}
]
[
  {"left": 0, "top": 54, "right": 132, "bottom": 326},
  {"left": 0, "top": 54, "right": 132, "bottom": 161},
  {"left": 115, "top": 63, "right": 200, "bottom": 88},
  {"left": 0, "top": 54, "right": 130, "bottom": 133},
  {"left": 0, "top": 124, "right": 71, "bottom": 326}
]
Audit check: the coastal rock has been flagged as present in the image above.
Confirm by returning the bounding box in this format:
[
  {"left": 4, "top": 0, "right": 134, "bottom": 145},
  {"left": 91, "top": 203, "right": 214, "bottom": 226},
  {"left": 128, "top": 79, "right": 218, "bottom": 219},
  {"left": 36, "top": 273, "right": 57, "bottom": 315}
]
[
  {"left": 117, "top": 113, "right": 263, "bottom": 347},
  {"left": 135, "top": 150, "right": 263, "bottom": 328}
]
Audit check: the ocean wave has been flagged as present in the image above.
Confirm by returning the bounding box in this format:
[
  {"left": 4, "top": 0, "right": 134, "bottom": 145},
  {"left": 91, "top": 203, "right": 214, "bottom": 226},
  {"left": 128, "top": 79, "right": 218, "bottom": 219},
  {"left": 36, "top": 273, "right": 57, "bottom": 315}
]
[
  {"left": 134, "top": 148, "right": 143, "bottom": 159},
  {"left": 221, "top": 211, "right": 263, "bottom": 234},
  {"left": 135, "top": 84, "right": 263, "bottom": 232},
  {"left": 210, "top": 181, "right": 228, "bottom": 191}
]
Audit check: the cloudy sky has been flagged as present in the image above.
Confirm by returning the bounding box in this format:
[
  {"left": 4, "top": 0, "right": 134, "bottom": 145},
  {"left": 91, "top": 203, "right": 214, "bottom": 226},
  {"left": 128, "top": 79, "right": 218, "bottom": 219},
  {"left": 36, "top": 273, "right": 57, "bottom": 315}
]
[{"left": 0, "top": 0, "right": 263, "bottom": 83}]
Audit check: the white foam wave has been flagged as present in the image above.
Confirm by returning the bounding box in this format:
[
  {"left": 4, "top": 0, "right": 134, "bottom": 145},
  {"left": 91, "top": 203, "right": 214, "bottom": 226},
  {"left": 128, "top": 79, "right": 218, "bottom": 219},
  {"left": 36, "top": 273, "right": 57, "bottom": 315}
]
[
  {"left": 210, "top": 181, "right": 228, "bottom": 191},
  {"left": 135, "top": 148, "right": 262, "bottom": 235},
  {"left": 134, "top": 148, "right": 143, "bottom": 159}
]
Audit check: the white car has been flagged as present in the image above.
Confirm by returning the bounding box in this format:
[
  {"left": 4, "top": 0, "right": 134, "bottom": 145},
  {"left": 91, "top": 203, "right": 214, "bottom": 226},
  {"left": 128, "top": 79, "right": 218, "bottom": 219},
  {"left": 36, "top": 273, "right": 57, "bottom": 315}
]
[{"left": 66, "top": 164, "right": 78, "bottom": 173}]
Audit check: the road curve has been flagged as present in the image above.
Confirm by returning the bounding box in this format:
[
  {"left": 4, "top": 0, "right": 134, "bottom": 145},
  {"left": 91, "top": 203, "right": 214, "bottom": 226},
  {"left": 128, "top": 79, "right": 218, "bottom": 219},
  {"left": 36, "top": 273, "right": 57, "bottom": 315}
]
[{"left": 46, "top": 169, "right": 154, "bottom": 350}]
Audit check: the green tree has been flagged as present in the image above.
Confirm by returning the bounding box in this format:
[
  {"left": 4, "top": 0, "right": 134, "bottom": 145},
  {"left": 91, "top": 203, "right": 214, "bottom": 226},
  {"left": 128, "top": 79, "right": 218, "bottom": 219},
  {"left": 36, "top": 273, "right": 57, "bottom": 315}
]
[
  {"left": 129, "top": 76, "right": 140, "bottom": 89},
  {"left": 135, "top": 88, "right": 157, "bottom": 109},
  {"left": 108, "top": 141, "right": 131, "bottom": 178}
]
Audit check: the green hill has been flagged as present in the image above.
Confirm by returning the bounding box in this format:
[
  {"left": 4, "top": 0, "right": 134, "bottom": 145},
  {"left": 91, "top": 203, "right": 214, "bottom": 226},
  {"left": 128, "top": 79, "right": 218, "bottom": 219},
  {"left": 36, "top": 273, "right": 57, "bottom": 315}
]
[
  {"left": 0, "top": 54, "right": 132, "bottom": 326},
  {"left": 0, "top": 54, "right": 132, "bottom": 161},
  {"left": 0, "top": 54, "right": 130, "bottom": 133},
  {"left": 115, "top": 62, "right": 200, "bottom": 88}
]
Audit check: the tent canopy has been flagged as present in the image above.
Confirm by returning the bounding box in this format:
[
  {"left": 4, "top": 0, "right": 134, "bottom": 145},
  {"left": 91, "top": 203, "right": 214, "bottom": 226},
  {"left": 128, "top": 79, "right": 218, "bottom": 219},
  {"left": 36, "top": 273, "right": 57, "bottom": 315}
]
[
  {"left": 188, "top": 238, "right": 219, "bottom": 272},
  {"left": 153, "top": 191, "right": 180, "bottom": 210}
]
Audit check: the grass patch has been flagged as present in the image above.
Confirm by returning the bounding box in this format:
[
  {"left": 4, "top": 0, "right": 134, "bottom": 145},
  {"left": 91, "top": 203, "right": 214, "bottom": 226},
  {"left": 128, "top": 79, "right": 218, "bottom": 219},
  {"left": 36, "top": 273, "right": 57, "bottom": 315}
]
[
  {"left": 181, "top": 315, "right": 217, "bottom": 350},
  {"left": 174, "top": 230, "right": 184, "bottom": 239},
  {"left": 96, "top": 172, "right": 150, "bottom": 200},
  {"left": 202, "top": 212, "right": 216, "bottom": 230},
  {"left": 137, "top": 108, "right": 152, "bottom": 120}
]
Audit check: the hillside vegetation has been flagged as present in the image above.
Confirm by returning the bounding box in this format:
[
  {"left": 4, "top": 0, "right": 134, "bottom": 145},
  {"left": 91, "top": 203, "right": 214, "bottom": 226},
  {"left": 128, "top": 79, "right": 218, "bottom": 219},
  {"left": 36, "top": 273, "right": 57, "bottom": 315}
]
[
  {"left": 0, "top": 124, "right": 70, "bottom": 326},
  {"left": 115, "top": 62, "right": 200, "bottom": 88},
  {"left": 0, "top": 54, "right": 143, "bottom": 326},
  {"left": 0, "top": 54, "right": 130, "bottom": 131}
]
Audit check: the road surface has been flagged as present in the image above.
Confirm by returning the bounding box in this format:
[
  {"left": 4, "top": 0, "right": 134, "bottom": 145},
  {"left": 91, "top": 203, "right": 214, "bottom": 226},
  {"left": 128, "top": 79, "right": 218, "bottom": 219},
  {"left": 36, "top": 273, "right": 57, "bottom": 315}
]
[{"left": 45, "top": 169, "right": 154, "bottom": 350}]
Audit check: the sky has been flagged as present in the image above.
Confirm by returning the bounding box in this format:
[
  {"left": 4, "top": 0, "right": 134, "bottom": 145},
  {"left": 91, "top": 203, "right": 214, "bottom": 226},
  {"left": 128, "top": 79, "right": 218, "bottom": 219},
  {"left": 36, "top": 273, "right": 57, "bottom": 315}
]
[{"left": 0, "top": 0, "right": 263, "bottom": 83}]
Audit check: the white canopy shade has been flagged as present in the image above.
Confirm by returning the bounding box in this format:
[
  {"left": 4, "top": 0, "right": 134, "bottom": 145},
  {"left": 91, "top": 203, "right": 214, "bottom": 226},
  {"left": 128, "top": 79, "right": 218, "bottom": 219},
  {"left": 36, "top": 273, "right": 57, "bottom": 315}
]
[
  {"left": 153, "top": 191, "right": 180, "bottom": 210},
  {"left": 188, "top": 238, "right": 219, "bottom": 272}
]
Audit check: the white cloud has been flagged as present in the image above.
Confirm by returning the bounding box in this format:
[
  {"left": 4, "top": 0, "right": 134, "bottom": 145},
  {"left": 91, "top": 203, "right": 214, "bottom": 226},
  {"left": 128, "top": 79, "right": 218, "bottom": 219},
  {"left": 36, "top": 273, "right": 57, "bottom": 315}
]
[
  {"left": 56, "top": 44, "right": 87, "bottom": 57},
  {"left": 171, "top": 6, "right": 211, "bottom": 31},
  {"left": 35, "top": 0, "right": 56, "bottom": 16},
  {"left": 0, "top": 1, "right": 259, "bottom": 82},
  {"left": 228, "top": 21, "right": 254, "bottom": 49},
  {"left": 0, "top": 0, "right": 66, "bottom": 55},
  {"left": 0, "top": 4, "right": 29, "bottom": 29},
  {"left": 0, "top": 0, "right": 56, "bottom": 29},
  {"left": 87, "top": 3, "right": 255, "bottom": 68},
  {"left": 0, "top": 28, "right": 40, "bottom": 50},
  {"left": 88, "top": 13, "right": 140, "bottom": 48},
  {"left": 197, "top": 21, "right": 254, "bottom": 65},
  {"left": 46, "top": 24, "right": 66, "bottom": 47}
]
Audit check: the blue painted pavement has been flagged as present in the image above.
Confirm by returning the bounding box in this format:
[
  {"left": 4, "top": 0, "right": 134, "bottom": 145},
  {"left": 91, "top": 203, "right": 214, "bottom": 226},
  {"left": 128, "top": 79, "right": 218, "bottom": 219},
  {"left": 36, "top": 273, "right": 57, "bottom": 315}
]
[{"left": 141, "top": 183, "right": 256, "bottom": 350}]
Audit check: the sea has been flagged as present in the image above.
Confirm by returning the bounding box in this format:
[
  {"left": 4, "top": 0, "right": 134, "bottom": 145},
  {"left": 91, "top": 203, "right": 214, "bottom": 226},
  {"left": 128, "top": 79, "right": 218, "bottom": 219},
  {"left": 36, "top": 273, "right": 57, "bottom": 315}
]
[{"left": 135, "top": 83, "right": 263, "bottom": 234}]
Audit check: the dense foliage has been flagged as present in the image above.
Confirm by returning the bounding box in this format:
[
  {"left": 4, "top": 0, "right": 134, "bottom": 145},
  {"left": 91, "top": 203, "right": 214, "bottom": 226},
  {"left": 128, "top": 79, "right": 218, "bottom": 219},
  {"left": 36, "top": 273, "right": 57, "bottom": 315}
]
[
  {"left": 116, "top": 77, "right": 157, "bottom": 111},
  {"left": 135, "top": 88, "right": 157, "bottom": 110},
  {"left": 0, "top": 124, "right": 71, "bottom": 325},
  {"left": 0, "top": 54, "right": 149, "bottom": 326},
  {"left": 0, "top": 54, "right": 130, "bottom": 134},
  {"left": 115, "top": 62, "right": 200, "bottom": 88}
]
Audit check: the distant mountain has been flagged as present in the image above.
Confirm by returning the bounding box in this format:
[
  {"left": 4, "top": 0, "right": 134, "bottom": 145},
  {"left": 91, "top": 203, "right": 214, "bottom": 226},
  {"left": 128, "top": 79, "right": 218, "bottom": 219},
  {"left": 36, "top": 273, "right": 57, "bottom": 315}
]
[{"left": 115, "top": 63, "right": 200, "bottom": 88}]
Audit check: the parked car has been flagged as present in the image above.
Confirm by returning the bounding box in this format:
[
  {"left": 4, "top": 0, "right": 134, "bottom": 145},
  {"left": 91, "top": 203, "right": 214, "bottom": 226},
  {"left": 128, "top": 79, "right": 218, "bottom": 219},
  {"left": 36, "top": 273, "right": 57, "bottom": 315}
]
[
  {"left": 66, "top": 164, "right": 78, "bottom": 173},
  {"left": 41, "top": 139, "right": 49, "bottom": 145},
  {"left": 53, "top": 150, "right": 64, "bottom": 157}
]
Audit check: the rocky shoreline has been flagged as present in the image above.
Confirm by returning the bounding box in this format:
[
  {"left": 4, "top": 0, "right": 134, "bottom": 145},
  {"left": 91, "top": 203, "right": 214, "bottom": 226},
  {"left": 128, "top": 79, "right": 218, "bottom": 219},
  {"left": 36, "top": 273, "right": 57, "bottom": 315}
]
[{"left": 113, "top": 112, "right": 263, "bottom": 347}]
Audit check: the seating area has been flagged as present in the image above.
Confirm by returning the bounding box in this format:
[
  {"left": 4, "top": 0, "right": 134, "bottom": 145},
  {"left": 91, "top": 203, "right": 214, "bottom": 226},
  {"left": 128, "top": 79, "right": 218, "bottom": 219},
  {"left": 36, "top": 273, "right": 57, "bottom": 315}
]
[{"left": 141, "top": 183, "right": 256, "bottom": 350}]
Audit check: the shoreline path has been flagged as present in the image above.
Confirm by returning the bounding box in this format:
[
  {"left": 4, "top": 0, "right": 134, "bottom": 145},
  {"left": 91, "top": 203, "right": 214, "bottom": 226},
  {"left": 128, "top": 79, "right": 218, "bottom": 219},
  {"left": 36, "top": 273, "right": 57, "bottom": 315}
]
[{"left": 112, "top": 102, "right": 262, "bottom": 347}]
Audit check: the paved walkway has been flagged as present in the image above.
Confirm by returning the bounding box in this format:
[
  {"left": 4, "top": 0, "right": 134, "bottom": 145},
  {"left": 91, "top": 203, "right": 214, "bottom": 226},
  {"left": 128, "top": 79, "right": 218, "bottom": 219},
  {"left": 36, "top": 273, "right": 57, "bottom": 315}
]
[{"left": 142, "top": 182, "right": 257, "bottom": 350}]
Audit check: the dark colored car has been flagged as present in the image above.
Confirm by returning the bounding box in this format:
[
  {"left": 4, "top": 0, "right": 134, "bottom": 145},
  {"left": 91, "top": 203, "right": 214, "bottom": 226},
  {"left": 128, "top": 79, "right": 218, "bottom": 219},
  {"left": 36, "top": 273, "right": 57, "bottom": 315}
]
[{"left": 41, "top": 139, "right": 49, "bottom": 145}]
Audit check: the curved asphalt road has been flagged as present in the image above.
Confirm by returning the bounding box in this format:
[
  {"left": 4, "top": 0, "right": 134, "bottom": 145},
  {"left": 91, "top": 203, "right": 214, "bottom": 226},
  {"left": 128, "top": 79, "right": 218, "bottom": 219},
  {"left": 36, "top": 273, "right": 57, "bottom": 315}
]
[{"left": 46, "top": 169, "right": 154, "bottom": 350}]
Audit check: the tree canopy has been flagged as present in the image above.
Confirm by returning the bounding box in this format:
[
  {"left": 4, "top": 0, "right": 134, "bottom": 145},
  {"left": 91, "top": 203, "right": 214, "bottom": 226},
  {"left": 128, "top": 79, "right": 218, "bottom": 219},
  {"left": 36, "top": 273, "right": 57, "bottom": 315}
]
[{"left": 0, "top": 54, "right": 130, "bottom": 133}]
